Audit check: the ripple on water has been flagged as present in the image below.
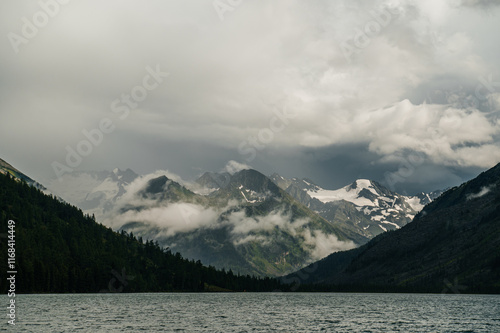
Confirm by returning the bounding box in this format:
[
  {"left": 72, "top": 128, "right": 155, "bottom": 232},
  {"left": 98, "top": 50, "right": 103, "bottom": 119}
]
[{"left": 7, "top": 293, "right": 500, "bottom": 332}]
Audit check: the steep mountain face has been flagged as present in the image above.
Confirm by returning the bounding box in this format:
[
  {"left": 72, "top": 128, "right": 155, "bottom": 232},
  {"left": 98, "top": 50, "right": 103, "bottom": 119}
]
[
  {"left": 6, "top": 159, "right": 353, "bottom": 278},
  {"left": 206, "top": 169, "right": 283, "bottom": 203},
  {"left": 41, "top": 165, "right": 443, "bottom": 278},
  {"left": 285, "top": 163, "right": 500, "bottom": 293},
  {"left": 114, "top": 169, "right": 356, "bottom": 277},
  {"left": 270, "top": 174, "right": 442, "bottom": 244},
  {"left": 47, "top": 168, "right": 139, "bottom": 218},
  {"left": 195, "top": 171, "right": 231, "bottom": 190}
]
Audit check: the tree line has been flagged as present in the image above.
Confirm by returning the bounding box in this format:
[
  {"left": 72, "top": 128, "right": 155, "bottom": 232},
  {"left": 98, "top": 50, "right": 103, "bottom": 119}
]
[{"left": 0, "top": 172, "right": 286, "bottom": 293}]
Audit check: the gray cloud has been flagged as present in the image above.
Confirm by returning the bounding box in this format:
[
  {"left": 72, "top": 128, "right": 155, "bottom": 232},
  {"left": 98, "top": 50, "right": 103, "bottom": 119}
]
[
  {"left": 460, "top": 0, "right": 500, "bottom": 8},
  {"left": 1, "top": 0, "right": 500, "bottom": 195}
]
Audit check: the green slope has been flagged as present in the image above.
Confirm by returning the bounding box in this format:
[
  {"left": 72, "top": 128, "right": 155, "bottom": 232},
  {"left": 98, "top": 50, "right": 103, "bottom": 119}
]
[
  {"left": 0, "top": 171, "right": 284, "bottom": 293},
  {"left": 120, "top": 169, "right": 354, "bottom": 277}
]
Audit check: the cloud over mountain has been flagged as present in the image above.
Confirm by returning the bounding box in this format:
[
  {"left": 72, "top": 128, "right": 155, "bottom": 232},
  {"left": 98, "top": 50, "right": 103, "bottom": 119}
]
[{"left": 1, "top": 0, "right": 500, "bottom": 193}]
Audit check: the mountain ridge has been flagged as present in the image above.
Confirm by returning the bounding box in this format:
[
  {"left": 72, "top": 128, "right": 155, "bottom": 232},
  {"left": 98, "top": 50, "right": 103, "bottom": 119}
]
[
  {"left": 0, "top": 169, "right": 283, "bottom": 293},
  {"left": 270, "top": 173, "right": 443, "bottom": 243},
  {"left": 29, "top": 161, "right": 442, "bottom": 278},
  {"left": 284, "top": 162, "right": 500, "bottom": 293},
  {"left": 103, "top": 168, "right": 357, "bottom": 277}
]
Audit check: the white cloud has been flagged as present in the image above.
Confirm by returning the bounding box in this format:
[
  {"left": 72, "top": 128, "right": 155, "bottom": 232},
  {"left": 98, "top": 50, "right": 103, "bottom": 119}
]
[
  {"left": 109, "top": 203, "right": 220, "bottom": 237},
  {"left": 112, "top": 170, "right": 187, "bottom": 206},
  {"left": 281, "top": 98, "right": 500, "bottom": 168},
  {"left": 303, "top": 229, "right": 356, "bottom": 261},
  {"left": 226, "top": 208, "right": 354, "bottom": 259},
  {"left": 232, "top": 234, "right": 268, "bottom": 246},
  {"left": 2, "top": 0, "right": 500, "bottom": 193},
  {"left": 358, "top": 101, "right": 500, "bottom": 168},
  {"left": 103, "top": 169, "right": 225, "bottom": 236},
  {"left": 466, "top": 185, "right": 494, "bottom": 200},
  {"left": 227, "top": 209, "right": 308, "bottom": 236},
  {"left": 223, "top": 160, "right": 251, "bottom": 175}
]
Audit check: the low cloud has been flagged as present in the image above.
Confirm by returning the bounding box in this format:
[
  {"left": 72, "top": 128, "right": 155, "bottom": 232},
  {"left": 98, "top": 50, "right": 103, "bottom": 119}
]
[
  {"left": 110, "top": 203, "right": 220, "bottom": 237},
  {"left": 233, "top": 234, "right": 267, "bottom": 246},
  {"left": 227, "top": 209, "right": 309, "bottom": 237},
  {"left": 303, "top": 229, "right": 356, "bottom": 261},
  {"left": 466, "top": 185, "right": 494, "bottom": 200},
  {"left": 224, "top": 160, "right": 251, "bottom": 175},
  {"left": 104, "top": 169, "right": 224, "bottom": 235},
  {"left": 226, "top": 208, "right": 355, "bottom": 260},
  {"left": 107, "top": 173, "right": 355, "bottom": 261}
]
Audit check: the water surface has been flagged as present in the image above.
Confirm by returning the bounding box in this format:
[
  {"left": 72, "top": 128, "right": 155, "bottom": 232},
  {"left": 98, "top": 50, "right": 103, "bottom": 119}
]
[{"left": 5, "top": 293, "right": 500, "bottom": 332}]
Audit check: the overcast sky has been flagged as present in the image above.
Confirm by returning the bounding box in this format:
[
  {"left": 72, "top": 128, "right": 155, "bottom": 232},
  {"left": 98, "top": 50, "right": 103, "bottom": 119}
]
[{"left": 1, "top": 0, "right": 500, "bottom": 194}]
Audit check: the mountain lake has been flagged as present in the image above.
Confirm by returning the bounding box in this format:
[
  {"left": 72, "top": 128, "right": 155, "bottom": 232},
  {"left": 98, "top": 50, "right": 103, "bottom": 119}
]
[{"left": 6, "top": 292, "right": 499, "bottom": 332}]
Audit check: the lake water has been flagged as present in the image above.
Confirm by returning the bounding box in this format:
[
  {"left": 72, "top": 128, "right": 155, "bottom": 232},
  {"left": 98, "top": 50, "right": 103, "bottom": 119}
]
[{"left": 4, "top": 293, "right": 500, "bottom": 332}]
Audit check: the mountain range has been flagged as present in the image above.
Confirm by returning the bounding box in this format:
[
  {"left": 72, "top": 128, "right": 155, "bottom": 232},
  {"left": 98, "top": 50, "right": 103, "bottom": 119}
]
[
  {"left": 0, "top": 168, "right": 282, "bottom": 293},
  {"left": 41, "top": 163, "right": 439, "bottom": 277},
  {"left": 2, "top": 156, "right": 499, "bottom": 293},
  {"left": 285, "top": 163, "right": 500, "bottom": 293},
  {"left": 270, "top": 174, "right": 443, "bottom": 244},
  {"left": 108, "top": 169, "right": 355, "bottom": 277},
  {"left": 46, "top": 168, "right": 139, "bottom": 216},
  {"left": 1, "top": 158, "right": 441, "bottom": 278}
]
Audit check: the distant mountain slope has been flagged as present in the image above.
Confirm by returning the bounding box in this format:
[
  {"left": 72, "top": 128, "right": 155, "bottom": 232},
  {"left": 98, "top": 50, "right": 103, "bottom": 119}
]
[
  {"left": 285, "top": 163, "right": 500, "bottom": 293},
  {"left": 46, "top": 168, "right": 139, "bottom": 217},
  {"left": 270, "top": 174, "right": 442, "bottom": 243},
  {"left": 0, "top": 169, "right": 283, "bottom": 293},
  {"left": 115, "top": 169, "right": 355, "bottom": 277},
  {"left": 42, "top": 165, "right": 443, "bottom": 279}
]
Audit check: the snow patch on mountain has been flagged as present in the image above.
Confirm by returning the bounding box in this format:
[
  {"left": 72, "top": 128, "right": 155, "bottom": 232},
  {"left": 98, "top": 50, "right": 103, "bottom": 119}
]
[
  {"left": 405, "top": 196, "right": 426, "bottom": 212},
  {"left": 307, "top": 179, "right": 379, "bottom": 207},
  {"left": 270, "top": 173, "right": 443, "bottom": 242},
  {"left": 306, "top": 178, "right": 430, "bottom": 219}
]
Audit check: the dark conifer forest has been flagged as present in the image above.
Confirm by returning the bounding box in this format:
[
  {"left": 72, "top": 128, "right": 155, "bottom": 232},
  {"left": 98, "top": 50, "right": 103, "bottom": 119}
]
[{"left": 0, "top": 173, "right": 285, "bottom": 293}]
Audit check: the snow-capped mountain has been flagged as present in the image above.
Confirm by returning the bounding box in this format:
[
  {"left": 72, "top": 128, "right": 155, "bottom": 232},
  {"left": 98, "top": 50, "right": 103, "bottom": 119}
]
[
  {"left": 0, "top": 156, "right": 444, "bottom": 278},
  {"left": 43, "top": 167, "right": 356, "bottom": 277},
  {"left": 40, "top": 164, "right": 442, "bottom": 277},
  {"left": 270, "top": 174, "right": 443, "bottom": 243},
  {"left": 286, "top": 162, "right": 500, "bottom": 291},
  {"left": 117, "top": 169, "right": 358, "bottom": 276}
]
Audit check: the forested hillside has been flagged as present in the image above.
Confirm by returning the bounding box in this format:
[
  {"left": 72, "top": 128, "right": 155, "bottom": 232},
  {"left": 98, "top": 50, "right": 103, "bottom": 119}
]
[{"left": 0, "top": 173, "right": 283, "bottom": 293}]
